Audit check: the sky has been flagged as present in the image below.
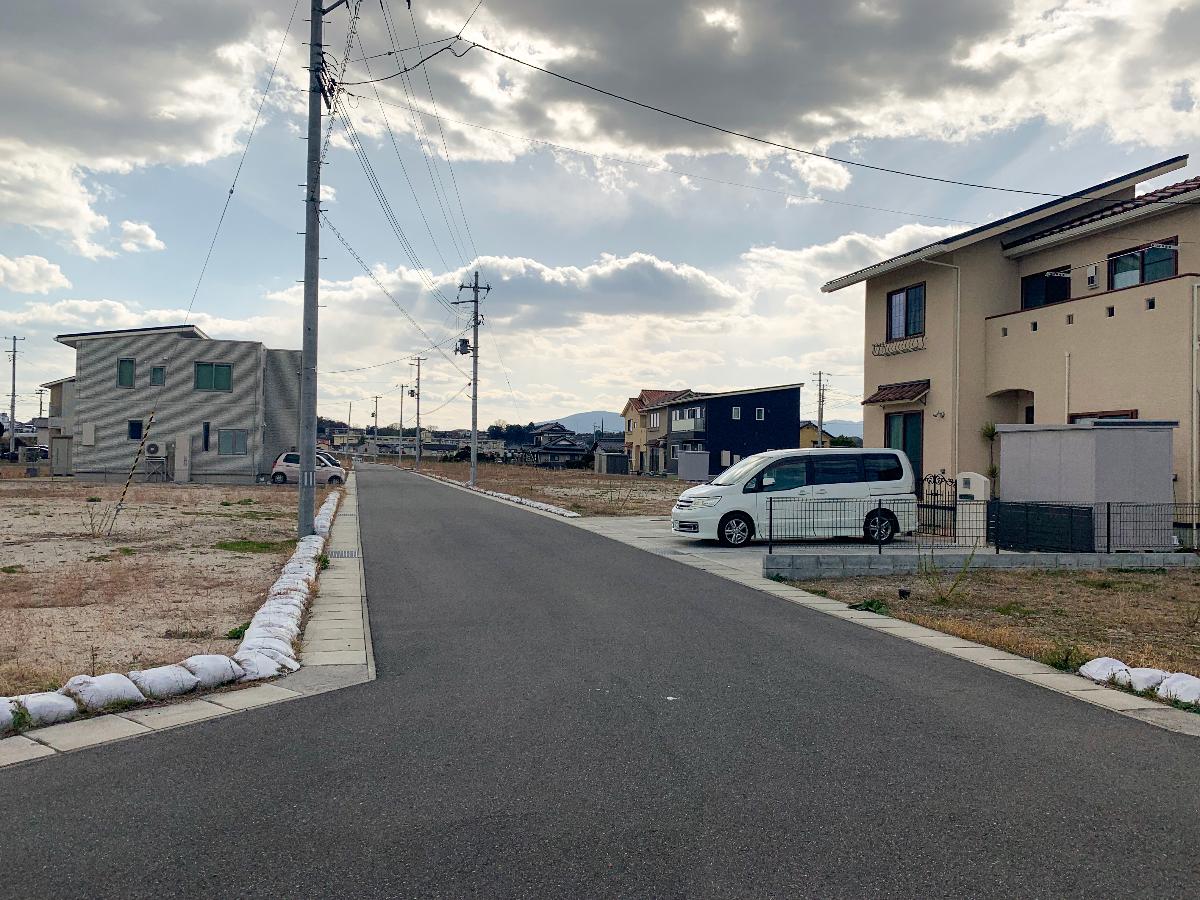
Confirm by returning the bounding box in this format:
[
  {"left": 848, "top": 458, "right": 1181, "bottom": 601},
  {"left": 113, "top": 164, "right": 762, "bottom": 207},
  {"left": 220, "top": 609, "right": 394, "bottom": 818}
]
[{"left": 2, "top": 0, "right": 1200, "bottom": 430}]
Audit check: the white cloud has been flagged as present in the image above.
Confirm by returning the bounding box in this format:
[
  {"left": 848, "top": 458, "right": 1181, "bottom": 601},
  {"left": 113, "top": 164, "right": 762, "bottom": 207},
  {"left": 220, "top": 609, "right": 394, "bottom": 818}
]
[
  {"left": 0, "top": 255, "right": 72, "bottom": 294},
  {"left": 119, "top": 221, "right": 165, "bottom": 253}
]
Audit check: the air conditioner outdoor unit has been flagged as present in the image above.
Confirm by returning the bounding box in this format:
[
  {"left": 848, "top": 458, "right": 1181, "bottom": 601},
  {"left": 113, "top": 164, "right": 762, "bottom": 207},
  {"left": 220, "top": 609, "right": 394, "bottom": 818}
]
[{"left": 146, "top": 441, "right": 164, "bottom": 458}]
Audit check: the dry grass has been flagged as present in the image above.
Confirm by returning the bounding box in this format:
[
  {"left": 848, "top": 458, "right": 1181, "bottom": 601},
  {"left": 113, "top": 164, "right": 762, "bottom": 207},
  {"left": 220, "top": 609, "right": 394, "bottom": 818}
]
[
  {"left": 406, "top": 461, "right": 681, "bottom": 516},
  {"left": 793, "top": 566, "right": 1200, "bottom": 675},
  {"left": 0, "top": 479, "right": 330, "bottom": 696}
]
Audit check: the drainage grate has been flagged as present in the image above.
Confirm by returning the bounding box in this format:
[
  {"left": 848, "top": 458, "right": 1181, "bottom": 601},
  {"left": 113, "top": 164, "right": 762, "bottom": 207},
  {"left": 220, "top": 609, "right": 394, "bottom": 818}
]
[{"left": 327, "top": 549, "right": 359, "bottom": 558}]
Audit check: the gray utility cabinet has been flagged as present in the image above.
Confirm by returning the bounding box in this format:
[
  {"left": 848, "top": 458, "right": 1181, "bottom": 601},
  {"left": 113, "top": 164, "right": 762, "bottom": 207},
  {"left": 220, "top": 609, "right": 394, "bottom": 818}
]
[{"left": 997, "top": 420, "right": 1179, "bottom": 551}]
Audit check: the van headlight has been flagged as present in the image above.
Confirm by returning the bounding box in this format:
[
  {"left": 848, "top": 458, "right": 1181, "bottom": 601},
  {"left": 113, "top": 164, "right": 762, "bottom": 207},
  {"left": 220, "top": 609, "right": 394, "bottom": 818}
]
[{"left": 693, "top": 497, "right": 722, "bottom": 508}]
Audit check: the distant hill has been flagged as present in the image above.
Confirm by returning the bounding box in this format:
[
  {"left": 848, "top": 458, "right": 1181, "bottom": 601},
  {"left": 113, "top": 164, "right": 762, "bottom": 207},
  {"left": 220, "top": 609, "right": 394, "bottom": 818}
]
[
  {"left": 823, "top": 419, "right": 863, "bottom": 438},
  {"left": 538, "top": 411, "right": 624, "bottom": 433}
]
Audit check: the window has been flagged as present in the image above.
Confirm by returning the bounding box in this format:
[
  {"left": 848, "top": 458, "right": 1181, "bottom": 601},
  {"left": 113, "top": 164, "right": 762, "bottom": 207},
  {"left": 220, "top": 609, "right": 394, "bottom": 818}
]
[
  {"left": 885, "top": 411, "right": 924, "bottom": 483},
  {"left": 626, "top": 419, "right": 633, "bottom": 433},
  {"left": 202, "top": 421, "right": 211, "bottom": 452},
  {"left": 284, "top": 452, "right": 300, "bottom": 464},
  {"left": 127, "top": 419, "right": 143, "bottom": 440},
  {"left": 755, "top": 408, "right": 765, "bottom": 421},
  {"left": 810, "top": 455, "right": 863, "bottom": 486},
  {"left": 720, "top": 449, "right": 731, "bottom": 466},
  {"left": 1066, "top": 314, "right": 1074, "bottom": 325},
  {"left": 731, "top": 406, "right": 741, "bottom": 420},
  {"left": 1024, "top": 405, "right": 1035, "bottom": 424},
  {"left": 761, "top": 458, "right": 809, "bottom": 493},
  {"left": 1030, "top": 321, "right": 1038, "bottom": 332},
  {"left": 1106, "top": 306, "right": 1115, "bottom": 318},
  {"left": 649, "top": 412, "right": 660, "bottom": 428},
  {"left": 117, "top": 358, "right": 135, "bottom": 388},
  {"left": 1146, "top": 298, "right": 1156, "bottom": 310},
  {"left": 1108, "top": 238, "right": 1177, "bottom": 290},
  {"left": 194, "top": 362, "right": 232, "bottom": 391},
  {"left": 1086, "top": 264, "right": 1098, "bottom": 289},
  {"left": 1021, "top": 267, "right": 1071, "bottom": 309},
  {"left": 863, "top": 453, "right": 904, "bottom": 482},
  {"left": 670, "top": 445, "right": 679, "bottom": 460},
  {"left": 1001, "top": 327, "right": 1008, "bottom": 337},
  {"left": 1068, "top": 409, "right": 1138, "bottom": 424},
  {"left": 886, "top": 283, "right": 925, "bottom": 341},
  {"left": 218, "top": 429, "right": 248, "bottom": 455},
  {"left": 150, "top": 366, "right": 166, "bottom": 386}
]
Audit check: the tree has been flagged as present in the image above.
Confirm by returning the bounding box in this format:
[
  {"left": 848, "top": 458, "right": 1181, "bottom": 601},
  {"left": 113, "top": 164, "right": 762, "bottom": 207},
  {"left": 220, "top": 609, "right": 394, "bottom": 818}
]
[{"left": 829, "top": 434, "right": 862, "bottom": 448}]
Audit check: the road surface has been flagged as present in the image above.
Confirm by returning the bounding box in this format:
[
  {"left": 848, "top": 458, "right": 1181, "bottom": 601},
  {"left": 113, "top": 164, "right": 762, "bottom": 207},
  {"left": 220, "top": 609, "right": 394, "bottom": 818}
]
[{"left": 0, "top": 466, "right": 1197, "bottom": 898}]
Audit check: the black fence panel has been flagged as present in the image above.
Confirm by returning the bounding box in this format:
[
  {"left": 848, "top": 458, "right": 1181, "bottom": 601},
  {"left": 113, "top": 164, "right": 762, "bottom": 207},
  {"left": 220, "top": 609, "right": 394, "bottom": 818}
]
[{"left": 992, "top": 502, "right": 1095, "bottom": 552}]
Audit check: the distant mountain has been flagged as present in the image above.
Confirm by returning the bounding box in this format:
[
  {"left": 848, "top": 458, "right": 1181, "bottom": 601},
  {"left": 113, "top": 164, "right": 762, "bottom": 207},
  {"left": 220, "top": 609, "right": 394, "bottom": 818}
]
[
  {"left": 538, "top": 411, "right": 625, "bottom": 433},
  {"left": 822, "top": 419, "right": 863, "bottom": 438}
]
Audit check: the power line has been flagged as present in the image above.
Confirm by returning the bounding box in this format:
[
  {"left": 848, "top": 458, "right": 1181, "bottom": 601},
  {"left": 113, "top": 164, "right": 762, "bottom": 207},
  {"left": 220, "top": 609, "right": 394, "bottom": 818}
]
[
  {"left": 343, "top": 89, "right": 977, "bottom": 225},
  {"left": 459, "top": 0, "right": 484, "bottom": 33},
  {"left": 457, "top": 40, "right": 1200, "bottom": 210},
  {"left": 321, "top": 324, "right": 471, "bottom": 374},
  {"left": 344, "top": 33, "right": 455, "bottom": 64},
  {"left": 422, "top": 380, "right": 473, "bottom": 416}
]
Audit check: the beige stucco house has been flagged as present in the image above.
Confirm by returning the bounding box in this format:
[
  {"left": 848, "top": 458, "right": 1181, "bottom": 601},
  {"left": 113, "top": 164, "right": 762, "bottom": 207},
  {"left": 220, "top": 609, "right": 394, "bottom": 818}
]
[
  {"left": 622, "top": 389, "right": 688, "bottom": 473},
  {"left": 823, "top": 155, "right": 1200, "bottom": 504}
]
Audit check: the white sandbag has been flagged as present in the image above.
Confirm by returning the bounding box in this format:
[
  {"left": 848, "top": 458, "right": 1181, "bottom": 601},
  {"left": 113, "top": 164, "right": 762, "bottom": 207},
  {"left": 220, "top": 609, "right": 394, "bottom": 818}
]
[
  {"left": 1156, "top": 672, "right": 1200, "bottom": 704},
  {"left": 1112, "top": 667, "right": 1169, "bottom": 693},
  {"left": 1078, "top": 657, "right": 1128, "bottom": 683},
  {"left": 253, "top": 648, "right": 301, "bottom": 672},
  {"left": 234, "top": 649, "right": 287, "bottom": 681},
  {"left": 273, "top": 575, "right": 310, "bottom": 592},
  {"left": 182, "top": 654, "right": 245, "bottom": 689},
  {"left": 61, "top": 673, "right": 145, "bottom": 712},
  {"left": 239, "top": 636, "right": 296, "bottom": 657},
  {"left": 128, "top": 664, "right": 200, "bottom": 699},
  {"left": 16, "top": 691, "right": 79, "bottom": 726},
  {"left": 0, "top": 698, "right": 14, "bottom": 733},
  {"left": 252, "top": 613, "right": 301, "bottom": 632}
]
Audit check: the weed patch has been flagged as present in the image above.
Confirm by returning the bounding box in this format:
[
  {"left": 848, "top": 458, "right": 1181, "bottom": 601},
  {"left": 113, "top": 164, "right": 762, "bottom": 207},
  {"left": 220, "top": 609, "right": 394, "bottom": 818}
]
[
  {"left": 226, "top": 621, "right": 250, "bottom": 640},
  {"left": 994, "top": 601, "right": 1033, "bottom": 617},
  {"left": 318, "top": 553, "right": 330, "bottom": 571},
  {"left": 214, "top": 539, "right": 293, "bottom": 554},
  {"left": 163, "top": 627, "right": 212, "bottom": 640},
  {"left": 1, "top": 564, "right": 25, "bottom": 574},
  {"left": 849, "top": 597, "right": 890, "bottom": 615}
]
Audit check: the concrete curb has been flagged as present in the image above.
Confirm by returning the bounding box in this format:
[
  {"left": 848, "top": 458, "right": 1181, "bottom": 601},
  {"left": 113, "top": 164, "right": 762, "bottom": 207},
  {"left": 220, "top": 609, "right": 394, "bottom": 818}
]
[
  {"left": 408, "top": 474, "right": 1200, "bottom": 740},
  {"left": 767, "top": 550, "right": 1200, "bottom": 579},
  {"left": 0, "top": 473, "right": 374, "bottom": 770}
]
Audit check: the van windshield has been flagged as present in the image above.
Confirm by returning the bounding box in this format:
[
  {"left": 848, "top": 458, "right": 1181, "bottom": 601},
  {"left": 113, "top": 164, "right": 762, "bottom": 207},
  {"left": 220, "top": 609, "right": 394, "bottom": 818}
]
[{"left": 710, "top": 454, "right": 770, "bottom": 486}]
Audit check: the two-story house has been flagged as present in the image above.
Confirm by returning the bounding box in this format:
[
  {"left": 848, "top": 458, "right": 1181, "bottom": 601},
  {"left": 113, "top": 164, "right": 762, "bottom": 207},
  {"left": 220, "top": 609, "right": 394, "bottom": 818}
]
[
  {"left": 823, "top": 155, "right": 1200, "bottom": 504},
  {"left": 653, "top": 383, "right": 804, "bottom": 478},
  {"left": 54, "top": 324, "right": 300, "bottom": 483},
  {"left": 622, "top": 388, "right": 688, "bottom": 473}
]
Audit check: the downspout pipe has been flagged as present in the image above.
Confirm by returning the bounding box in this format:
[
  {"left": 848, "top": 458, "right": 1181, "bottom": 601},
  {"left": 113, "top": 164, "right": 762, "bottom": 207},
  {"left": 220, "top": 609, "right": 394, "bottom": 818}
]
[
  {"left": 921, "top": 257, "right": 961, "bottom": 475},
  {"left": 1191, "top": 283, "right": 1198, "bottom": 531}
]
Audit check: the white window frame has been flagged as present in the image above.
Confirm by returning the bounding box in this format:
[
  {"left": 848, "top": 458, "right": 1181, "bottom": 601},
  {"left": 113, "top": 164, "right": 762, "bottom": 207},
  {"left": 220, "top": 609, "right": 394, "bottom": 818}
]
[
  {"left": 731, "top": 406, "right": 741, "bottom": 420},
  {"left": 755, "top": 408, "right": 765, "bottom": 421},
  {"left": 649, "top": 412, "right": 660, "bottom": 428},
  {"left": 670, "top": 445, "right": 679, "bottom": 459}
]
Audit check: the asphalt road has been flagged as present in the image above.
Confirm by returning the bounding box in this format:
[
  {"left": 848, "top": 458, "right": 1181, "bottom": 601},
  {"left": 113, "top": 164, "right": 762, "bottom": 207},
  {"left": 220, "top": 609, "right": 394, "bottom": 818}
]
[{"left": 1, "top": 466, "right": 1198, "bottom": 898}]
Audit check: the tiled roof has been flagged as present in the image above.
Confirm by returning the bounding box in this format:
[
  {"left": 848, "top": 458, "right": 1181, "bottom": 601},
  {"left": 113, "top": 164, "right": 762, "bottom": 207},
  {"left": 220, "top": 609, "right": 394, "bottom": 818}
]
[
  {"left": 863, "top": 379, "right": 930, "bottom": 405},
  {"left": 1010, "top": 176, "right": 1200, "bottom": 247},
  {"left": 629, "top": 388, "right": 686, "bottom": 413}
]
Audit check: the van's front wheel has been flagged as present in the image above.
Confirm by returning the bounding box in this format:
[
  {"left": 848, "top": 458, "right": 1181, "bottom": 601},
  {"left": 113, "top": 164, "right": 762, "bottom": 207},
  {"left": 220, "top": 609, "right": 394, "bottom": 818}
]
[
  {"left": 717, "top": 512, "right": 754, "bottom": 547},
  {"left": 863, "top": 509, "right": 898, "bottom": 545}
]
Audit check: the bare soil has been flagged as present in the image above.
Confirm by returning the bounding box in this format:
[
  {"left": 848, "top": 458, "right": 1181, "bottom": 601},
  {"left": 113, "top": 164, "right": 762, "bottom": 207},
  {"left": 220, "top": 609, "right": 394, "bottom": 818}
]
[
  {"left": 406, "top": 461, "right": 681, "bottom": 516},
  {"left": 0, "top": 479, "right": 329, "bottom": 696},
  {"left": 792, "top": 567, "right": 1200, "bottom": 676}
]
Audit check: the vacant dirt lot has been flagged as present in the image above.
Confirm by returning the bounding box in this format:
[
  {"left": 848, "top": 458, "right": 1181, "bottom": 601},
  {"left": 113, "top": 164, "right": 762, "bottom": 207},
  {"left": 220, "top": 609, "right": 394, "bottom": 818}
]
[
  {"left": 793, "top": 567, "right": 1200, "bottom": 676},
  {"left": 0, "top": 479, "right": 329, "bottom": 696},
  {"left": 406, "top": 461, "right": 681, "bottom": 516}
]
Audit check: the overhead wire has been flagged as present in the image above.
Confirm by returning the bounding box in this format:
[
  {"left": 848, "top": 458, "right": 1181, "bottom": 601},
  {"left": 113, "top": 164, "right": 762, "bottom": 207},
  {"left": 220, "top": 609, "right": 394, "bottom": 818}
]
[{"left": 320, "top": 323, "right": 471, "bottom": 374}]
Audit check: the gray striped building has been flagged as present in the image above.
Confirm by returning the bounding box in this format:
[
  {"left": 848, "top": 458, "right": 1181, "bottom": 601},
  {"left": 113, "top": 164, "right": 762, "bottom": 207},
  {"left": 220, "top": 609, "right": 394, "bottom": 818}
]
[{"left": 56, "top": 325, "right": 300, "bottom": 484}]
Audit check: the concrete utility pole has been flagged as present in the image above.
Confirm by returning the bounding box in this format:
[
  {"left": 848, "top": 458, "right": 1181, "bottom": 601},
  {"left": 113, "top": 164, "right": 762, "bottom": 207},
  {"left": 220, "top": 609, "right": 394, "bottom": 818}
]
[
  {"left": 371, "top": 394, "right": 380, "bottom": 461},
  {"left": 410, "top": 358, "right": 426, "bottom": 471},
  {"left": 36, "top": 389, "right": 45, "bottom": 419},
  {"left": 454, "top": 270, "right": 491, "bottom": 486},
  {"left": 4, "top": 336, "right": 24, "bottom": 455},
  {"left": 813, "top": 371, "right": 827, "bottom": 448}
]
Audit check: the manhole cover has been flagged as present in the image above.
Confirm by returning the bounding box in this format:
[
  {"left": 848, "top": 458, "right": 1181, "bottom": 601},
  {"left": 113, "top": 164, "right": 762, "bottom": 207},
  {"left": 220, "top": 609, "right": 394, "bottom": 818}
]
[{"left": 328, "top": 549, "right": 359, "bottom": 558}]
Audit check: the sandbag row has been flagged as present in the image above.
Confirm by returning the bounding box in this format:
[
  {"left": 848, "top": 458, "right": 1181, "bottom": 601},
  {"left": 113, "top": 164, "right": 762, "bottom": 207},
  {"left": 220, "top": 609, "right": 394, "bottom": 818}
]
[
  {"left": 1079, "top": 657, "right": 1200, "bottom": 704},
  {"left": 0, "top": 492, "right": 343, "bottom": 736},
  {"left": 421, "top": 472, "right": 581, "bottom": 518}
]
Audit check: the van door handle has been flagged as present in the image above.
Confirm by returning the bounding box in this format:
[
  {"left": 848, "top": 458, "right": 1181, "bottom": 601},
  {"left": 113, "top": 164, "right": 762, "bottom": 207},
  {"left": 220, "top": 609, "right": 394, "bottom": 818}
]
[{"left": 814, "top": 488, "right": 828, "bottom": 495}]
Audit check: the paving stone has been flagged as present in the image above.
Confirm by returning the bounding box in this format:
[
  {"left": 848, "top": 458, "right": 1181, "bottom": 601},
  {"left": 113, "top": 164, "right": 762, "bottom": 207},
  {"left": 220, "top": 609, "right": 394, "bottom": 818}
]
[
  {"left": 303, "top": 649, "right": 369, "bottom": 666},
  {"left": 307, "top": 609, "right": 363, "bottom": 623},
  {"left": 207, "top": 684, "right": 300, "bottom": 710},
  {"left": 117, "top": 699, "right": 229, "bottom": 730},
  {"left": 0, "top": 735, "right": 57, "bottom": 767},
  {"left": 303, "top": 637, "right": 365, "bottom": 652},
  {"left": 303, "top": 624, "right": 364, "bottom": 640},
  {"left": 905, "top": 634, "right": 982, "bottom": 648},
  {"left": 1021, "top": 672, "right": 1104, "bottom": 692},
  {"left": 1069, "top": 689, "right": 1162, "bottom": 712},
  {"left": 941, "top": 645, "right": 1021, "bottom": 661},
  {"left": 33, "top": 715, "right": 152, "bottom": 752},
  {"left": 981, "top": 658, "right": 1062, "bottom": 676}
]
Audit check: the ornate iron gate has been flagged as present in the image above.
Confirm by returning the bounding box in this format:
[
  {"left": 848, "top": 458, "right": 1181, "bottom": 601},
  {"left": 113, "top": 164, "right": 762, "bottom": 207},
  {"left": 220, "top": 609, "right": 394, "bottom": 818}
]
[{"left": 918, "top": 473, "right": 957, "bottom": 542}]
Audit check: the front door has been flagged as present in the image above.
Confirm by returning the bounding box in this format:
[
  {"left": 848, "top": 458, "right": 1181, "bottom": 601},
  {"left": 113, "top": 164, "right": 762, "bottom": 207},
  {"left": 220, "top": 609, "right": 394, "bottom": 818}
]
[
  {"left": 50, "top": 436, "right": 72, "bottom": 476},
  {"left": 885, "top": 411, "right": 924, "bottom": 485}
]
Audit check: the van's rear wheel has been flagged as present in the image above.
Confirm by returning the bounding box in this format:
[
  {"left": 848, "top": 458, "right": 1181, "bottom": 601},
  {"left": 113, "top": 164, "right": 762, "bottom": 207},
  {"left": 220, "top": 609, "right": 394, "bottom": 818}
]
[
  {"left": 326, "top": 475, "right": 343, "bottom": 486},
  {"left": 864, "top": 510, "right": 898, "bottom": 545},
  {"left": 718, "top": 512, "right": 753, "bottom": 547},
  {"left": 271, "top": 472, "right": 287, "bottom": 484}
]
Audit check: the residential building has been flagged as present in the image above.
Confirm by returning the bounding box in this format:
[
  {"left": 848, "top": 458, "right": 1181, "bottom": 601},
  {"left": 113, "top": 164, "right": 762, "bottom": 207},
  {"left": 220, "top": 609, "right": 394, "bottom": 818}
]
[
  {"left": 652, "top": 383, "right": 804, "bottom": 477},
  {"left": 531, "top": 421, "right": 572, "bottom": 446},
  {"left": 798, "top": 420, "right": 838, "bottom": 448},
  {"left": 532, "top": 435, "right": 589, "bottom": 466},
  {"left": 35, "top": 376, "right": 77, "bottom": 474},
  {"left": 55, "top": 324, "right": 300, "bottom": 483},
  {"left": 823, "top": 155, "right": 1200, "bottom": 502},
  {"left": 621, "top": 389, "right": 685, "bottom": 473}
]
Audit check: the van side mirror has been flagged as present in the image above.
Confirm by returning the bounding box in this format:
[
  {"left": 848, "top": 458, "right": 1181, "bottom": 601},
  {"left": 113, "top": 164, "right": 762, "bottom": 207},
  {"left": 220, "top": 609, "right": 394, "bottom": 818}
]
[{"left": 761, "top": 476, "right": 776, "bottom": 487}]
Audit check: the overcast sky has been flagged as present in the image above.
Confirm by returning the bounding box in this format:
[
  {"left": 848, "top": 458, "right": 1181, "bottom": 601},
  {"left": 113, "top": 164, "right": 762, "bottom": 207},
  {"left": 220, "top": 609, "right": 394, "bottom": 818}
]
[{"left": 2, "top": 0, "right": 1199, "bottom": 428}]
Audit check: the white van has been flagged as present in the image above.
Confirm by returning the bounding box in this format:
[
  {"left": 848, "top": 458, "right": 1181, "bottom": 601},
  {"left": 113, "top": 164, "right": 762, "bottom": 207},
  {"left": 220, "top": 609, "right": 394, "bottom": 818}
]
[{"left": 670, "top": 448, "right": 918, "bottom": 547}]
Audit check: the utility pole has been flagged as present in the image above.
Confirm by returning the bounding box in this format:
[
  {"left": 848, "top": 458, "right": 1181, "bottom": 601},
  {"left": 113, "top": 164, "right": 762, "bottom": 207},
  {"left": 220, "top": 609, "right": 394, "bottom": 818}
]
[
  {"left": 410, "top": 358, "right": 426, "bottom": 471},
  {"left": 399, "top": 384, "right": 407, "bottom": 461},
  {"left": 813, "top": 371, "right": 827, "bottom": 448},
  {"left": 454, "top": 270, "right": 490, "bottom": 486},
  {"left": 3, "top": 336, "right": 24, "bottom": 455},
  {"left": 371, "top": 394, "right": 380, "bottom": 461},
  {"left": 297, "top": 0, "right": 345, "bottom": 537},
  {"left": 36, "top": 389, "right": 45, "bottom": 419}
]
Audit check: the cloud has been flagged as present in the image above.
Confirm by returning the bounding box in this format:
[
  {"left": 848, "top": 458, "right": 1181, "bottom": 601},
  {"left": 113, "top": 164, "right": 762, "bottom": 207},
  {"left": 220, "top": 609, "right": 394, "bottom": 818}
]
[
  {"left": 0, "top": 255, "right": 72, "bottom": 295},
  {"left": 119, "top": 221, "right": 166, "bottom": 253}
]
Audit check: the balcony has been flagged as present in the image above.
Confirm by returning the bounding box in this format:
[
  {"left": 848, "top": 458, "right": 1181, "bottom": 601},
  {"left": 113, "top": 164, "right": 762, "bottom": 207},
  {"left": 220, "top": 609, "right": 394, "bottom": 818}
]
[
  {"left": 872, "top": 334, "right": 925, "bottom": 356},
  {"left": 673, "top": 417, "right": 705, "bottom": 433}
]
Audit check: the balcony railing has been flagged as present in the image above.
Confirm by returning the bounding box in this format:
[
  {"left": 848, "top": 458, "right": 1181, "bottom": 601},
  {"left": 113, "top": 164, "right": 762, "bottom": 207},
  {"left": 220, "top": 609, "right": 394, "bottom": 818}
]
[
  {"left": 872, "top": 334, "right": 926, "bottom": 357},
  {"left": 672, "top": 417, "right": 705, "bottom": 433}
]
